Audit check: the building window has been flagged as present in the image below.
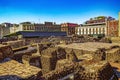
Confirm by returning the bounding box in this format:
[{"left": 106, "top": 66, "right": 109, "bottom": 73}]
[
  {"left": 99, "top": 28, "right": 101, "bottom": 34},
  {"left": 86, "top": 28, "right": 88, "bottom": 34},
  {"left": 89, "top": 28, "right": 91, "bottom": 34},
  {"left": 96, "top": 28, "right": 98, "bottom": 34},
  {"left": 93, "top": 28, "right": 95, "bottom": 34},
  {"left": 103, "top": 28, "right": 105, "bottom": 34}
]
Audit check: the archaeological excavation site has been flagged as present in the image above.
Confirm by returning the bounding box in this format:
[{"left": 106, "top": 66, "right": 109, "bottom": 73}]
[{"left": 0, "top": 36, "right": 120, "bottom": 80}]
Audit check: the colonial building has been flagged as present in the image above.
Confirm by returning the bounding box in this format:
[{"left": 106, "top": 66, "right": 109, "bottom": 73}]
[
  {"left": 61, "top": 23, "right": 78, "bottom": 35},
  {"left": 9, "top": 22, "right": 61, "bottom": 34},
  {"left": 10, "top": 24, "right": 19, "bottom": 33},
  {"left": 76, "top": 16, "right": 116, "bottom": 37},
  {"left": 35, "top": 22, "right": 61, "bottom": 32},
  {"left": 19, "top": 22, "right": 35, "bottom": 31},
  {"left": 76, "top": 24, "right": 106, "bottom": 36},
  {"left": 107, "top": 20, "right": 119, "bottom": 37},
  {"left": 0, "top": 23, "right": 13, "bottom": 37}
]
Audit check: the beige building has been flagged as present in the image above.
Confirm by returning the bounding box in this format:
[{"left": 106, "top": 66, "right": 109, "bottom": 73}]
[
  {"left": 19, "top": 23, "right": 35, "bottom": 31},
  {"left": 9, "top": 22, "right": 61, "bottom": 34},
  {"left": 10, "top": 24, "right": 19, "bottom": 33},
  {"left": 76, "top": 23, "right": 107, "bottom": 36},
  {"left": 0, "top": 23, "right": 12, "bottom": 37},
  {"left": 9, "top": 23, "right": 35, "bottom": 34}
]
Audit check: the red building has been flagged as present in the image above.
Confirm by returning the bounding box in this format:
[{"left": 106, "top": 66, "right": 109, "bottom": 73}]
[
  {"left": 107, "top": 20, "right": 119, "bottom": 37},
  {"left": 61, "top": 23, "right": 78, "bottom": 35}
]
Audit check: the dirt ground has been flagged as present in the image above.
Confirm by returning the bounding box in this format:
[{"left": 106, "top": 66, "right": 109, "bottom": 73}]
[{"left": 110, "top": 62, "right": 120, "bottom": 80}]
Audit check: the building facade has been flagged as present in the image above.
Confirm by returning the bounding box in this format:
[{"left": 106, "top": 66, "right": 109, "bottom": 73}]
[
  {"left": 61, "top": 23, "right": 78, "bottom": 35},
  {"left": 107, "top": 20, "right": 118, "bottom": 37},
  {"left": 76, "top": 25, "right": 106, "bottom": 36},
  {"left": 76, "top": 16, "right": 116, "bottom": 37},
  {"left": 19, "top": 22, "right": 35, "bottom": 31},
  {"left": 35, "top": 22, "right": 61, "bottom": 32},
  {"left": 10, "top": 22, "right": 61, "bottom": 34},
  {"left": 10, "top": 24, "right": 19, "bottom": 34},
  {"left": 1, "top": 23, "right": 13, "bottom": 37}
]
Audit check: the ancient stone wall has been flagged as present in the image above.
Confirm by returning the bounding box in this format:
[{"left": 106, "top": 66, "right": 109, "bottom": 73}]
[
  {"left": 41, "top": 63, "right": 75, "bottom": 80},
  {"left": 41, "top": 48, "right": 57, "bottom": 74},
  {"left": 2, "top": 40, "right": 25, "bottom": 49},
  {"left": 75, "top": 62, "right": 117, "bottom": 80},
  {"left": 13, "top": 46, "right": 37, "bottom": 62},
  {"left": 0, "top": 45, "right": 13, "bottom": 61},
  {"left": 41, "top": 61, "right": 118, "bottom": 80},
  {"left": 30, "top": 56, "right": 42, "bottom": 68},
  {"left": 92, "top": 48, "right": 106, "bottom": 61},
  {"left": 106, "top": 47, "right": 120, "bottom": 63}
]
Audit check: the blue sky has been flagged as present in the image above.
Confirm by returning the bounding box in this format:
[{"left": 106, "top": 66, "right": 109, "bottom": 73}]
[{"left": 0, "top": 0, "right": 120, "bottom": 24}]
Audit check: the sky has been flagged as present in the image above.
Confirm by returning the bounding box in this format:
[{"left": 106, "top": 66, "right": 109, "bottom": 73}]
[{"left": 0, "top": 0, "right": 120, "bottom": 24}]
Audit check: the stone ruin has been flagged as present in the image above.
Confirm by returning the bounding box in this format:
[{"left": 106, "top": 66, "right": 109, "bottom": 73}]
[
  {"left": 58, "top": 42, "right": 120, "bottom": 63},
  {"left": 41, "top": 61, "right": 118, "bottom": 80},
  {"left": 0, "top": 41, "right": 120, "bottom": 80},
  {"left": 2, "top": 40, "right": 26, "bottom": 49},
  {"left": 41, "top": 47, "right": 66, "bottom": 74},
  {"left": 0, "top": 44, "right": 14, "bottom": 62},
  {"left": 0, "top": 60, "right": 42, "bottom": 80}
]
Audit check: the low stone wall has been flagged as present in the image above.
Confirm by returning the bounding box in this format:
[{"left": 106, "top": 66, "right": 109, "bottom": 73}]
[
  {"left": 92, "top": 49, "right": 106, "bottom": 61},
  {"left": 106, "top": 47, "right": 120, "bottom": 62},
  {"left": 2, "top": 40, "right": 25, "bottom": 49},
  {"left": 13, "top": 47, "right": 37, "bottom": 62},
  {"left": 0, "top": 45, "right": 13, "bottom": 61},
  {"left": 41, "top": 61, "right": 117, "bottom": 80},
  {"left": 75, "top": 62, "right": 117, "bottom": 80},
  {"left": 58, "top": 43, "right": 120, "bottom": 63},
  {"left": 41, "top": 63, "right": 75, "bottom": 80}
]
